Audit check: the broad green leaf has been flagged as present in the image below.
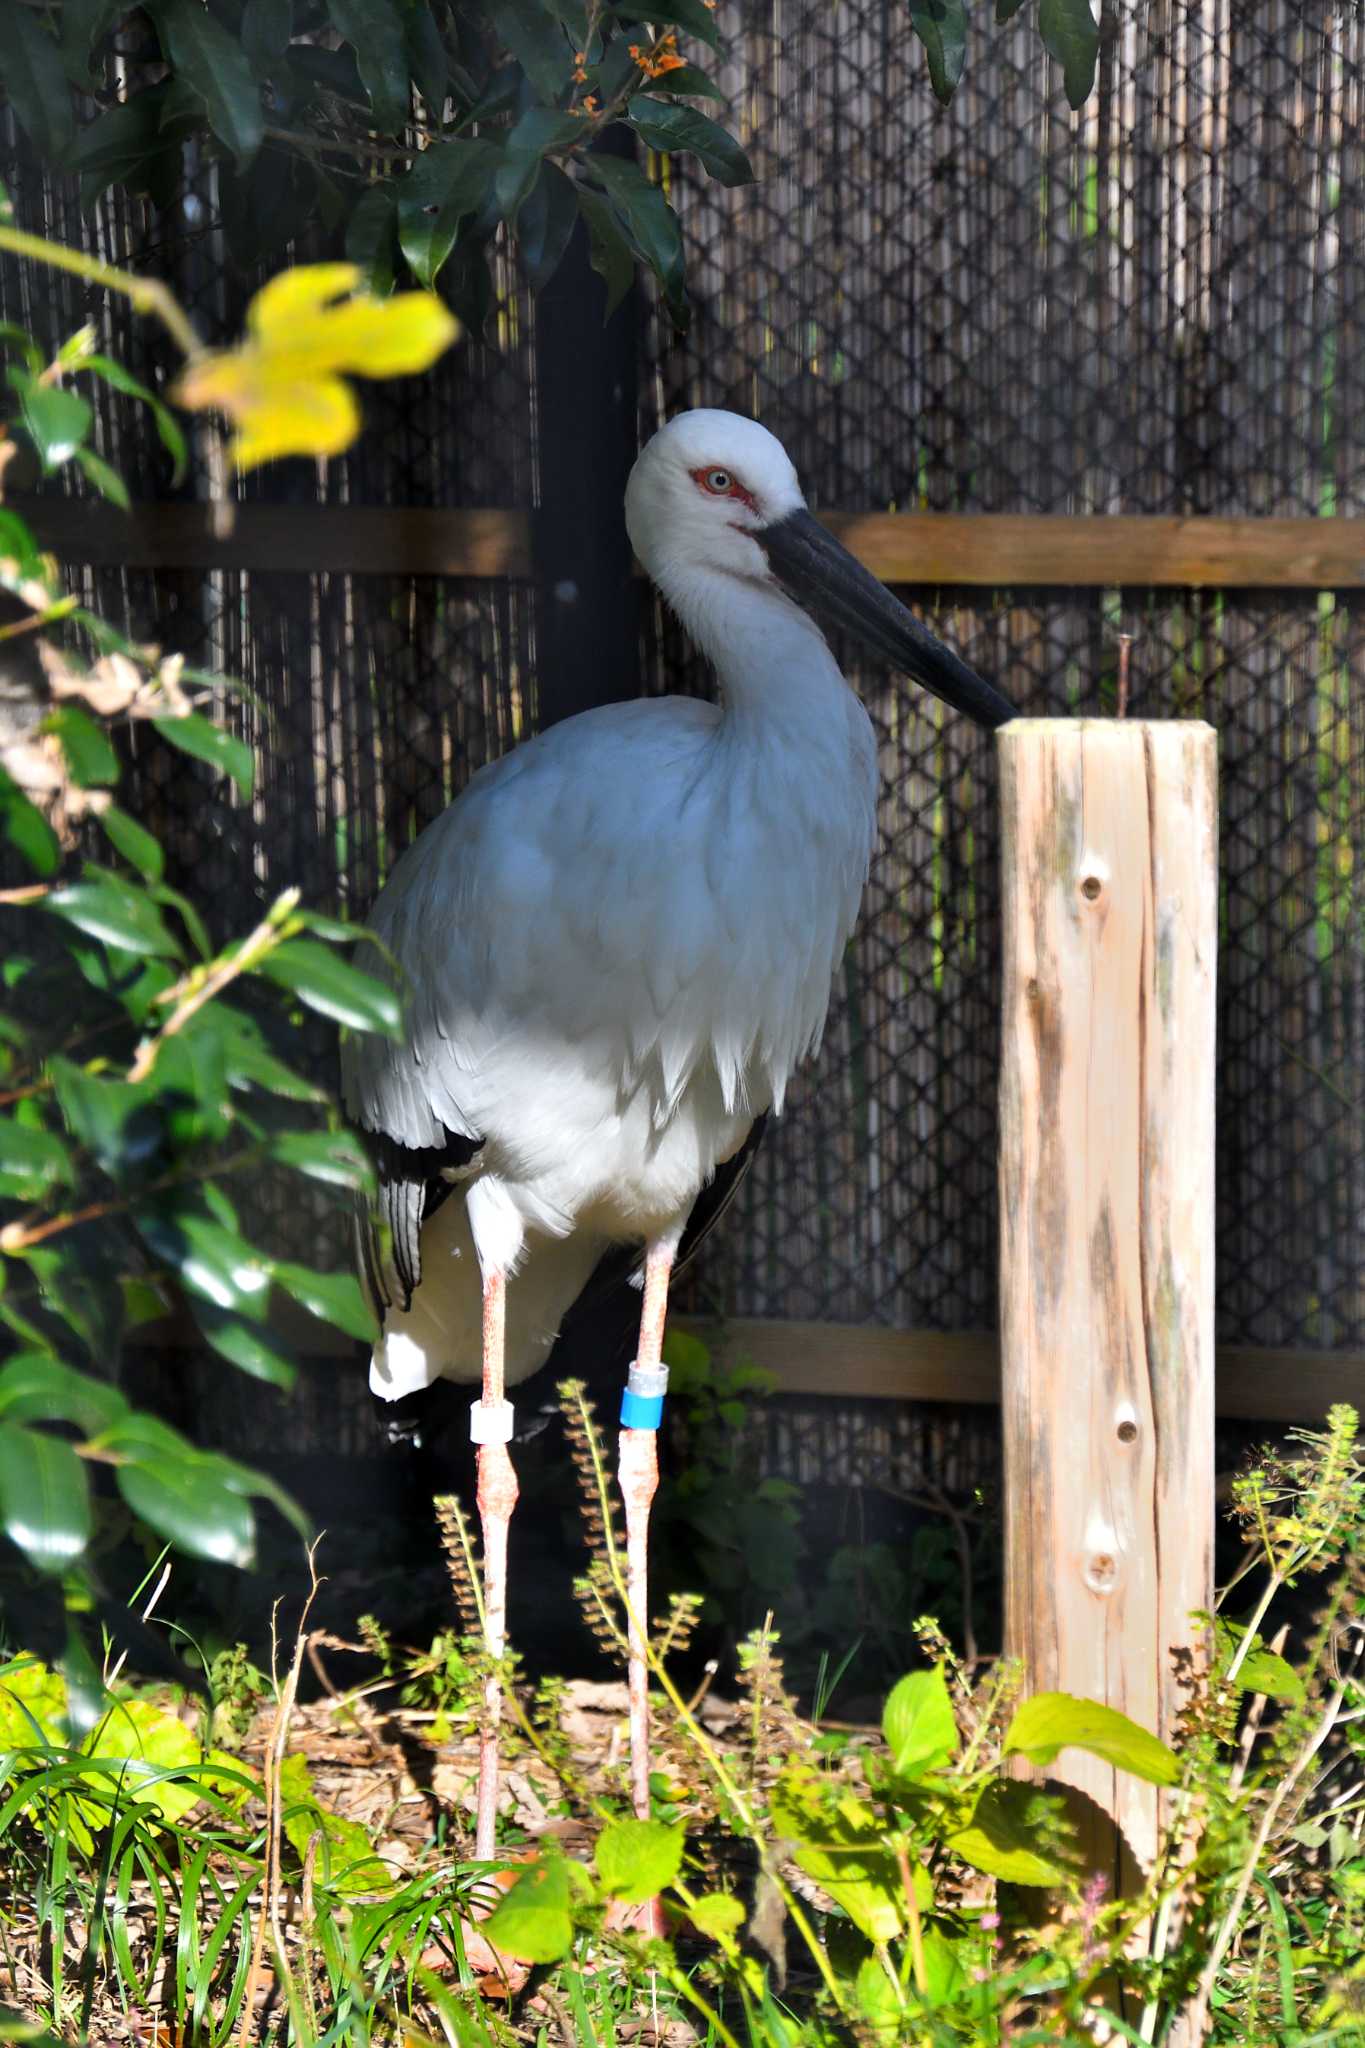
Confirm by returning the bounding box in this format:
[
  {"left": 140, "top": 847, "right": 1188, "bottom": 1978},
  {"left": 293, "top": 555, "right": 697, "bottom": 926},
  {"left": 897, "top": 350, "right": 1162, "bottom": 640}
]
[
  {"left": 0, "top": 1119, "right": 73, "bottom": 1201},
  {"left": 66, "top": 92, "right": 179, "bottom": 206},
  {"left": 49, "top": 1060, "right": 163, "bottom": 1179},
  {"left": 585, "top": 156, "right": 687, "bottom": 327},
  {"left": 113, "top": 1450, "right": 255, "bottom": 1567},
  {"left": 882, "top": 1666, "right": 958, "bottom": 1778},
  {"left": 152, "top": 711, "right": 254, "bottom": 797},
  {"left": 594, "top": 1817, "right": 684, "bottom": 1902},
  {"left": 345, "top": 181, "right": 400, "bottom": 297},
  {"left": 1003, "top": 1692, "right": 1180, "bottom": 1787},
  {"left": 909, "top": 0, "right": 968, "bottom": 105},
  {"left": 481, "top": 0, "right": 572, "bottom": 101},
  {"left": 7, "top": 368, "right": 92, "bottom": 470},
  {"left": 640, "top": 62, "right": 727, "bottom": 100},
  {"left": 627, "top": 97, "right": 753, "bottom": 185},
  {"left": 0, "top": 1354, "right": 129, "bottom": 1434},
  {"left": 397, "top": 141, "right": 498, "bottom": 289},
  {"left": 279, "top": 1753, "right": 395, "bottom": 1893},
  {"left": 996, "top": 0, "right": 1029, "bottom": 17},
  {"left": 259, "top": 938, "right": 403, "bottom": 1036},
  {"left": 1039, "top": 0, "right": 1099, "bottom": 109},
  {"left": 405, "top": 2, "right": 447, "bottom": 114},
  {"left": 195, "top": 1305, "right": 298, "bottom": 1390},
  {"left": 274, "top": 1261, "right": 378, "bottom": 1341},
  {"left": 649, "top": 0, "right": 722, "bottom": 55},
  {"left": 328, "top": 0, "right": 410, "bottom": 131},
  {"left": 73, "top": 445, "right": 131, "bottom": 508},
  {"left": 576, "top": 186, "right": 635, "bottom": 320},
  {"left": 99, "top": 804, "right": 165, "bottom": 883},
  {"left": 689, "top": 1891, "right": 744, "bottom": 1940},
  {"left": 1215, "top": 1620, "right": 1305, "bottom": 1705},
  {"left": 134, "top": 1208, "right": 273, "bottom": 1315},
  {"left": 241, "top": 0, "right": 294, "bottom": 78},
  {"left": 0, "top": 1423, "right": 90, "bottom": 1573},
  {"left": 770, "top": 1769, "right": 920, "bottom": 1944},
  {"left": 0, "top": 1654, "right": 68, "bottom": 1746},
  {"left": 77, "top": 354, "right": 188, "bottom": 484},
  {"left": 0, "top": 8, "right": 75, "bottom": 160},
  {"left": 218, "top": 1009, "right": 323, "bottom": 1101},
  {"left": 151, "top": 0, "right": 265, "bottom": 162},
  {"left": 42, "top": 704, "right": 119, "bottom": 787},
  {"left": 268, "top": 1128, "right": 375, "bottom": 1192},
  {"left": 61, "top": 0, "right": 124, "bottom": 90},
  {"left": 947, "top": 1780, "right": 1069, "bottom": 1887},
  {"left": 483, "top": 1856, "right": 575, "bottom": 1963},
  {"left": 0, "top": 766, "right": 61, "bottom": 877},
  {"left": 83, "top": 1695, "right": 204, "bottom": 1823},
  {"left": 516, "top": 163, "right": 579, "bottom": 290},
  {"left": 44, "top": 878, "right": 182, "bottom": 958}
]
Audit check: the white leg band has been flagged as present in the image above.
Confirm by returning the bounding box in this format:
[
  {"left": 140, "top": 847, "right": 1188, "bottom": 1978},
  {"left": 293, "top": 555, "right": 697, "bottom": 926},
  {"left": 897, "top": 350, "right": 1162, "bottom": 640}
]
[{"left": 469, "top": 1398, "right": 515, "bottom": 1445}]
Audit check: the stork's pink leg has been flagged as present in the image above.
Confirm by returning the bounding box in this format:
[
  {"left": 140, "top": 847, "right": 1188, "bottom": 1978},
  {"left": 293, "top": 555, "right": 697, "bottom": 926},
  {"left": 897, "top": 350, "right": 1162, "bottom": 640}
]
[
  {"left": 611, "top": 1238, "right": 675, "bottom": 1937},
  {"left": 473, "top": 1267, "right": 517, "bottom": 1864}
]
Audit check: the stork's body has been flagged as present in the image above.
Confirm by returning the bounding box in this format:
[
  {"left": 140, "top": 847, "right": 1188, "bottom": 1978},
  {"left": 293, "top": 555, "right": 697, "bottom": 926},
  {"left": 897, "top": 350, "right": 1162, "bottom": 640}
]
[{"left": 341, "top": 411, "right": 1013, "bottom": 1877}]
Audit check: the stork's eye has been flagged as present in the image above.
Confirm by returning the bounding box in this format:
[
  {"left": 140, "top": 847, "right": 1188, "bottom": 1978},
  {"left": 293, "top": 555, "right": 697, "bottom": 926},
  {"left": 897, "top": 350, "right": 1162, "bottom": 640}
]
[{"left": 704, "top": 468, "right": 733, "bottom": 494}]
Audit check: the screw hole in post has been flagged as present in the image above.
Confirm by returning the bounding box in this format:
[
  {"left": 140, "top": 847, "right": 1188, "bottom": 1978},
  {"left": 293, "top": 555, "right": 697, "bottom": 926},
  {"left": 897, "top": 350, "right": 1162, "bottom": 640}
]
[
  {"left": 1081, "top": 875, "right": 1103, "bottom": 902},
  {"left": 1117, "top": 1419, "right": 1138, "bottom": 1444}
]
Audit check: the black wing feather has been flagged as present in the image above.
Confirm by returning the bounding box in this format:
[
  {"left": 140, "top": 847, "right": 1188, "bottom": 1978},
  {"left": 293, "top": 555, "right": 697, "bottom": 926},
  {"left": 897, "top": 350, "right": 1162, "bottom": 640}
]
[{"left": 354, "top": 1127, "right": 483, "bottom": 1318}]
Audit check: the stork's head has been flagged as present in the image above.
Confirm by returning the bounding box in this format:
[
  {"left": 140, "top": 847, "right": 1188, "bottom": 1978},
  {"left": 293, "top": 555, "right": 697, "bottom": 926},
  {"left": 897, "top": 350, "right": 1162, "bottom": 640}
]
[{"left": 626, "top": 409, "right": 1014, "bottom": 730}]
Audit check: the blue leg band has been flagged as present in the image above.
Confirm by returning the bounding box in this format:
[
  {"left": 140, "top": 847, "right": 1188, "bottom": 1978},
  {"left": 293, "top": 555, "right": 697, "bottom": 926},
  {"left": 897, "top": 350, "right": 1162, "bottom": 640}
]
[{"left": 620, "top": 1362, "right": 669, "bottom": 1432}]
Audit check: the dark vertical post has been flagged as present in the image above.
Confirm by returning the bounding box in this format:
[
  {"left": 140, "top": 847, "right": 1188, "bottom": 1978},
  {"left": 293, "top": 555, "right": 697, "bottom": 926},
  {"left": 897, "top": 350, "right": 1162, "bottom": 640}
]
[{"left": 532, "top": 139, "right": 640, "bottom": 726}]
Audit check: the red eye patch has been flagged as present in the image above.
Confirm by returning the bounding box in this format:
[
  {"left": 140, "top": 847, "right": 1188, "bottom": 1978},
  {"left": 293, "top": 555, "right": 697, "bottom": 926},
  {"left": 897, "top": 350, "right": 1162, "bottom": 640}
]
[{"left": 690, "top": 465, "right": 758, "bottom": 511}]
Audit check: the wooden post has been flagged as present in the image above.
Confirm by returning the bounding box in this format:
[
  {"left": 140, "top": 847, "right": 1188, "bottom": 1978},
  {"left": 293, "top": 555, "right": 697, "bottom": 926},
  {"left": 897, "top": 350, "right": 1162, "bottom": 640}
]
[{"left": 998, "top": 719, "right": 1218, "bottom": 1890}]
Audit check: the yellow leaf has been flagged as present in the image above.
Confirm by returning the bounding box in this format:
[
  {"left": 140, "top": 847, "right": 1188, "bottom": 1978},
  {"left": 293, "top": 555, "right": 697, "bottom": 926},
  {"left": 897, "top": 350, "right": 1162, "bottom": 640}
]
[{"left": 172, "top": 262, "right": 458, "bottom": 473}]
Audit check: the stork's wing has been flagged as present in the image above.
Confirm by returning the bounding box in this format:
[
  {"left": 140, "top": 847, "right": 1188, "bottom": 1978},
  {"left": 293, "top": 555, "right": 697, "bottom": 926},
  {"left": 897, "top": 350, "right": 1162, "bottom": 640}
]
[{"left": 353, "top": 1127, "right": 483, "bottom": 1317}]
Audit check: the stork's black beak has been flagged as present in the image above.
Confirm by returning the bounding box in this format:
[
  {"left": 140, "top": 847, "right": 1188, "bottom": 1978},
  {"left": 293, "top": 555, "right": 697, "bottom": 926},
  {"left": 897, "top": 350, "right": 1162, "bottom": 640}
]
[{"left": 758, "top": 508, "right": 1016, "bottom": 730}]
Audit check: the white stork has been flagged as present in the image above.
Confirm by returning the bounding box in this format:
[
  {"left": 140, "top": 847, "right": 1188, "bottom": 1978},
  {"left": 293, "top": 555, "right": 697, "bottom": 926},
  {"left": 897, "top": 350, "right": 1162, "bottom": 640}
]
[{"left": 340, "top": 409, "right": 1014, "bottom": 1876}]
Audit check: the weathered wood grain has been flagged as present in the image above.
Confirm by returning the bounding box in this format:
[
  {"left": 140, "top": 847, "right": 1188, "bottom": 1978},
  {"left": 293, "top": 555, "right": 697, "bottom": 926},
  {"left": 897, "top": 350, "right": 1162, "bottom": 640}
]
[
  {"left": 997, "top": 719, "right": 1217, "bottom": 1893},
  {"left": 17, "top": 500, "right": 1365, "bottom": 588}
]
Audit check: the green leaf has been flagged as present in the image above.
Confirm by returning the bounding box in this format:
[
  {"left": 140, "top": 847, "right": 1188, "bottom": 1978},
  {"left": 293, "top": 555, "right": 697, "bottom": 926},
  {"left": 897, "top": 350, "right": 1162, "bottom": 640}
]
[
  {"left": 594, "top": 1818, "right": 684, "bottom": 1902},
  {"left": 481, "top": 0, "right": 572, "bottom": 101},
  {"left": 1039, "top": 0, "right": 1099, "bottom": 109},
  {"left": 0, "top": 765, "right": 61, "bottom": 877},
  {"left": 218, "top": 1009, "right": 323, "bottom": 1101},
  {"left": 345, "top": 181, "right": 400, "bottom": 296},
  {"left": 258, "top": 938, "right": 404, "bottom": 1036},
  {"left": 195, "top": 1305, "right": 298, "bottom": 1390},
  {"left": 60, "top": 0, "right": 124, "bottom": 91},
  {"left": 274, "top": 1261, "right": 377, "bottom": 1341},
  {"left": 44, "top": 877, "right": 182, "bottom": 958},
  {"left": 0, "top": 8, "right": 75, "bottom": 161},
  {"left": 483, "top": 1856, "right": 575, "bottom": 1963},
  {"left": 1003, "top": 1692, "right": 1180, "bottom": 1787},
  {"left": 647, "top": 0, "right": 722, "bottom": 55},
  {"left": 995, "top": 0, "right": 1029, "bottom": 18},
  {"left": 397, "top": 139, "right": 498, "bottom": 289},
  {"left": 627, "top": 97, "right": 753, "bottom": 184},
  {"left": 152, "top": 711, "right": 254, "bottom": 797},
  {"left": 0, "top": 1423, "right": 90, "bottom": 1573},
  {"left": 77, "top": 355, "right": 188, "bottom": 485},
  {"left": 405, "top": 2, "right": 447, "bottom": 114},
  {"left": 689, "top": 1891, "right": 744, "bottom": 1940},
  {"left": 7, "top": 368, "right": 92, "bottom": 471},
  {"left": 947, "top": 1780, "right": 1069, "bottom": 1887},
  {"left": 0, "top": 1354, "right": 129, "bottom": 1434},
  {"left": 99, "top": 805, "right": 165, "bottom": 884},
  {"left": 115, "top": 1455, "right": 255, "bottom": 1567},
  {"left": 279, "top": 1753, "right": 394, "bottom": 1893},
  {"left": 1216, "top": 1621, "right": 1306, "bottom": 1705},
  {"left": 639, "top": 62, "right": 726, "bottom": 99},
  {"left": 0, "top": 1118, "right": 74, "bottom": 1201},
  {"left": 50, "top": 1059, "right": 164, "bottom": 1179},
  {"left": 150, "top": 0, "right": 265, "bottom": 162},
  {"left": 516, "top": 163, "right": 579, "bottom": 290},
  {"left": 72, "top": 445, "right": 132, "bottom": 509},
  {"left": 67, "top": 92, "right": 180, "bottom": 206},
  {"left": 268, "top": 1128, "right": 375, "bottom": 1193},
  {"left": 241, "top": 0, "right": 294, "bottom": 78},
  {"left": 83, "top": 1695, "right": 205, "bottom": 1823},
  {"left": 576, "top": 185, "right": 636, "bottom": 320},
  {"left": 42, "top": 704, "right": 119, "bottom": 788},
  {"left": 882, "top": 1666, "right": 958, "bottom": 1778},
  {"left": 585, "top": 155, "right": 687, "bottom": 327},
  {"left": 135, "top": 1208, "right": 273, "bottom": 1316},
  {"left": 328, "top": 0, "right": 411, "bottom": 132},
  {"left": 770, "top": 1769, "right": 917, "bottom": 1944},
  {"left": 908, "top": 0, "right": 968, "bottom": 105}
]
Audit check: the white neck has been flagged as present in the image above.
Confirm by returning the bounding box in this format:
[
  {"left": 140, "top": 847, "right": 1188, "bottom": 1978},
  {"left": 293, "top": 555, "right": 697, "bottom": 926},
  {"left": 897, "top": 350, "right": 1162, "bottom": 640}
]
[{"left": 655, "top": 564, "right": 853, "bottom": 738}]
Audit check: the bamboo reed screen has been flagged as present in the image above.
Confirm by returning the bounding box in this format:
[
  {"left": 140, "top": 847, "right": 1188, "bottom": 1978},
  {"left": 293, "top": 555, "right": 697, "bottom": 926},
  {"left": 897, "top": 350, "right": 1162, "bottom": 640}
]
[{"left": 1, "top": 0, "right": 1361, "bottom": 1435}]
